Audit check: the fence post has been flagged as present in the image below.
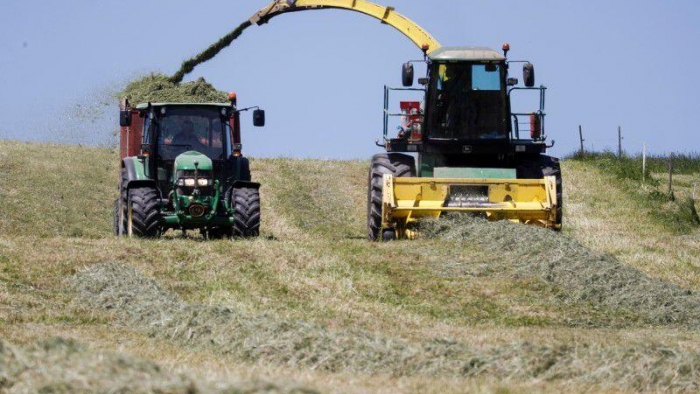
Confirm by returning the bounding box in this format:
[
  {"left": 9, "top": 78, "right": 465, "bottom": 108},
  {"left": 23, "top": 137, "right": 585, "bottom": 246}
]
[
  {"left": 668, "top": 153, "right": 674, "bottom": 199},
  {"left": 642, "top": 143, "right": 647, "bottom": 183},
  {"left": 579, "top": 125, "right": 585, "bottom": 155},
  {"left": 618, "top": 126, "right": 623, "bottom": 158}
]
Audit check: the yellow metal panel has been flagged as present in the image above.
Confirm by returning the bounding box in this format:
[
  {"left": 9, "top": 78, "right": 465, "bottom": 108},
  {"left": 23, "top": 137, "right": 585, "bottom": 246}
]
[
  {"left": 382, "top": 176, "right": 559, "bottom": 233},
  {"left": 251, "top": 0, "right": 442, "bottom": 53}
]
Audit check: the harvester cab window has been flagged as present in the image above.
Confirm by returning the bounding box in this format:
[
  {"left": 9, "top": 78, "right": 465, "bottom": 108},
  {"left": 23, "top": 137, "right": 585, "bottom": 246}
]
[
  {"left": 428, "top": 62, "right": 508, "bottom": 141},
  {"left": 472, "top": 64, "right": 501, "bottom": 91}
]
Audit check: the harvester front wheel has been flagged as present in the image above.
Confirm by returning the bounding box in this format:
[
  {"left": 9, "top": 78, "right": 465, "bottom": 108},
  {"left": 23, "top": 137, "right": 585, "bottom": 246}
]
[
  {"left": 126, "top": 187, "right": 161, "bottom": 238},
  {"left": 231, "top": 188, "right": 260, "bottom": 238},
  {"left": 542, "top": 158, "right": 563, "bottom": 231},
  {"left": 518, "top": 156, "right": 563, "bottom": 230},
  {"left": 367, "top": 153, "right": 416, "bottom": 241}
]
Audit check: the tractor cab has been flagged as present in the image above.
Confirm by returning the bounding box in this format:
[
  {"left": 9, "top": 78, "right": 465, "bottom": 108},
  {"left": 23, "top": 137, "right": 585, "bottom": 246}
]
[{"left": 135, "top": 103, "right": 250, "bottom": 195}]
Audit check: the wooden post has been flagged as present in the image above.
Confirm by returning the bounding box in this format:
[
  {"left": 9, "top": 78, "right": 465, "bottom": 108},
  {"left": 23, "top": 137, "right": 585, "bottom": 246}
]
[
  {"left": 693, "top": 183, "right": 697, "bottom": 200},
  {"left": 579, "top": 125, "right": 585, "bottom": 155},
  {"left": 642, "top": 143, "right": 647, "bottom": 183},
  {"left": 668, "top": 153, "right": 674, "bottom": 198},
  {"left": 617, "top": 126, "right": 623, "bottom": 158}
]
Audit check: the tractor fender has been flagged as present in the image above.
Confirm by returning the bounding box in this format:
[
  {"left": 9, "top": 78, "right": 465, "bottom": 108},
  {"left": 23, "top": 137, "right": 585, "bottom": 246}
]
[
  {"left": 121, "top": 157, "right": 156, "bottom": 191},
  {"left": 229, "top": 156, "right": 252, "bottom": 182},
  {"left": 231, "top": 181, "right": 261, "bottom": 190}
]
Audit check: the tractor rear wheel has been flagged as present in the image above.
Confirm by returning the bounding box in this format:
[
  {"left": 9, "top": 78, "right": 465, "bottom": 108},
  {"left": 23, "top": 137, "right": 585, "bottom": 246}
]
[
  {"left": 126, "top": 187, "right": 161, "bottom": 238},
  {"left": 367, "top": 153, "right": 416, "bottom": 241},
  {"left": 113, "top": 198, "right": 122, "bottom": 236},
  {"left": 231, "top": 188, "right": 260, "bottom": 238},
  {"left": 114, "top": 169, "right": 129, "bottom": 236}
]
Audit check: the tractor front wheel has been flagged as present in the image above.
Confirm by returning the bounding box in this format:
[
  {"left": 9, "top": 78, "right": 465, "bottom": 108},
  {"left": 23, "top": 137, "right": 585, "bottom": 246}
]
[
  {"left": 231, "top": 188, "right": 260, "bottom": 238},
  {"left": 126, "top": 187, "right": 161, "bottom": 238}
]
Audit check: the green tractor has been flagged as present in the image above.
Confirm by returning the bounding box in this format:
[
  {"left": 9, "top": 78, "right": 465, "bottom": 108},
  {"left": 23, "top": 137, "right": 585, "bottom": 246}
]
[{"left": 115, "top": 95, "right": 265, "bottom": 239}]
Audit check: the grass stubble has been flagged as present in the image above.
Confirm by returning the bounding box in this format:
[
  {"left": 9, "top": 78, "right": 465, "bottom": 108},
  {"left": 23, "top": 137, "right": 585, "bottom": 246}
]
[{"left": 1, "top": 141, "right": 700, "bottom": 393}]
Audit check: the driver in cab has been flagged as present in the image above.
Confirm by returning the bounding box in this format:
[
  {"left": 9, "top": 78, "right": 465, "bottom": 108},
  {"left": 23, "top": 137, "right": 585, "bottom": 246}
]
[{"left": 171, "top": 120, "right": 207, "bottom": 153}]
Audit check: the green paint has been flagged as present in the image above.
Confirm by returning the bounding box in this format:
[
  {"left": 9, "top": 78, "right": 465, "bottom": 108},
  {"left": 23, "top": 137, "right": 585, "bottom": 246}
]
[
  {"left": 124, "top": 157, "right": 148, "bottom": 180},
  {"left": 174, "top": 152, "right": 213, "bottom": 172},
  {"left": 434, "top": 167, "right": 516, "bottom": 179}
]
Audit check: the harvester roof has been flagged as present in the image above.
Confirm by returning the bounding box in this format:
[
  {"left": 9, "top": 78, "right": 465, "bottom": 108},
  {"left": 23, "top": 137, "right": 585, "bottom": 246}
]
[{"left": 428, "top": 46, "right": 505, "bottom": 62}]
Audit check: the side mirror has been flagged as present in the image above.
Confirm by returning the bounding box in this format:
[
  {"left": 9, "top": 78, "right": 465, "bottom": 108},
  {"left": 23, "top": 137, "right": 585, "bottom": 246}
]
[
  {"left": 523, "top": 63, "right": 535, "bottom": 87},
  {"left": 417, "top": 77, "right": 429, "bottom": 86},
  {"left": 253, "top": 109, "right": 266, "bottom": 127},
  {"left": 507, "top": 78, "right": 519, "bottom": 86},
  {"left": 119, "top": 110, "right": 132, "bottom": 127},
  {"left": 402, "top": 62, "right": 414, "bottom": 87}
]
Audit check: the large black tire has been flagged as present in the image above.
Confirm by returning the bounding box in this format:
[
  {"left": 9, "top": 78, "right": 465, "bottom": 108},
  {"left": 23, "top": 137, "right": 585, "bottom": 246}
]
[
  {"left": 114, "top": 169, "right": 128, "bottom": 236},
  {"left": 127, "top": 187, "right": 161, "bottom": 238},
  {"left": 231, "top": 188, "right": 260, "bottom": 238},
  {"left": 517, "top": 155, "right": 563, "bottom": 230},
  {"left": 113, "top": 198, "right": 121, "bottom": 236},
  {"left": 367, "top": 153, "right": 416, "bottom": 241}
]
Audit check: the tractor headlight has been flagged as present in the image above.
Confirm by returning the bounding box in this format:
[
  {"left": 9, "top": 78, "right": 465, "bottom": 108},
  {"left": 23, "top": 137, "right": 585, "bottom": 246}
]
[{"left": 177, "top": 178, "right": 212, "bottom": 187}]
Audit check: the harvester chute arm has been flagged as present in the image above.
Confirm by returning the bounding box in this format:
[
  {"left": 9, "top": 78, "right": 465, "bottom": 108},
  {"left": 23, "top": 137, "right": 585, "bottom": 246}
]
[{"left": 250, "top": 0, "right": 442, "bottom": 54}]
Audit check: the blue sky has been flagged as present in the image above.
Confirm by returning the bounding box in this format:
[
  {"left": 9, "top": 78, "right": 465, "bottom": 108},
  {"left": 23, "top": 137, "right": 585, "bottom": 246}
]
[{"left": 0, "top": 0, "right": 698, "bottom": 159}]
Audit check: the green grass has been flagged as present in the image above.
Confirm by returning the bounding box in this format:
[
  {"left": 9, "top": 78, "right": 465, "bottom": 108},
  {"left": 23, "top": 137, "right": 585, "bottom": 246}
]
[
  {"left": 1, "top": 140, "right": 700, "bottom": 393},
  {"left": 567, "top": 151, "right": 700, "bottom": 234}
]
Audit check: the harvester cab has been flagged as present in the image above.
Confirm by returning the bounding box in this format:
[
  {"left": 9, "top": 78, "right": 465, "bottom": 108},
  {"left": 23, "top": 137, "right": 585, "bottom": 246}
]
[
  {"left": 115, "top": 96, "right": 265, "bottom": 239},
  {"left": 369, "top": 45, "right": 562, "bottom": 240}
]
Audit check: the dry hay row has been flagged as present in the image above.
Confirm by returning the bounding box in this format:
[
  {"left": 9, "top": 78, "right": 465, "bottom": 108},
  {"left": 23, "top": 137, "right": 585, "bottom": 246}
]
[
  {"left": 421, "top": 216, "right": 700, "bottom": 327},
  {"left": 71, "top": 261, "right": 700, "bottom": 392},
  {"left": 0, "top": 337, "right": 318, "bottom": 394}
]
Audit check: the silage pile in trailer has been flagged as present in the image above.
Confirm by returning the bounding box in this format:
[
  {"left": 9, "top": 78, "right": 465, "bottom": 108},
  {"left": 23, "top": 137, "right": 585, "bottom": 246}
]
[
  {"left": 71, "top": 262, "right": 700, "bottom": 392},
  {"left": 0, "top": 337, "right": 316, "bottom": 394},
  {"left": 421, "top": 215, "right": 700, "bottom": 327},
  {"left": 119, "top": 74, "right": 228, "bottom": 105}
]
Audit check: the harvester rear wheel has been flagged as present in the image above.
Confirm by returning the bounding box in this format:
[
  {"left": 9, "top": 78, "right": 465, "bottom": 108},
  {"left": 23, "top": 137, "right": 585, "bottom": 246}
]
[
  {"left": 231, "top": 188, "right": 260, "bottom": 238},
  {"left": 367, "top": 153, "right": 416, "bottom": 241},
  {"left": 126, "top": 187, "right": 161, "bottom": 238}
]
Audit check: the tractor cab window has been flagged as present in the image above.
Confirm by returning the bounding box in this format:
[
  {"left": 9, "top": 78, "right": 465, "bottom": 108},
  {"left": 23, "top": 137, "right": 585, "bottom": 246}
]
[
  {"left": 156, "top": 107, "right": 229, "bottom": 160},
  {"left": 427, "top": 62, "right": 508, "bottom": 140}
]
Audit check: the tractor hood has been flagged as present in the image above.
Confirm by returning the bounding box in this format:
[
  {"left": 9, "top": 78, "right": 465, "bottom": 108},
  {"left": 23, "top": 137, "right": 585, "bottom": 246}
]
[{"left": 174, "top": 151, "right": 213, "bottom": 172}]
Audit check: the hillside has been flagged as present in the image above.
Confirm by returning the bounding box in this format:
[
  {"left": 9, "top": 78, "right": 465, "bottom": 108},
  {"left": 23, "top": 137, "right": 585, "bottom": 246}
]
[{"left": 0, "top": 140, "right": 699, "bottom": 393}]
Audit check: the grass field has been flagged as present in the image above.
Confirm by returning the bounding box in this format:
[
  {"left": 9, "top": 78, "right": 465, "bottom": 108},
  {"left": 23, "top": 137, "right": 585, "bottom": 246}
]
[{"left": 0, "top": 140, "right": 699, "bottom": 393}]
